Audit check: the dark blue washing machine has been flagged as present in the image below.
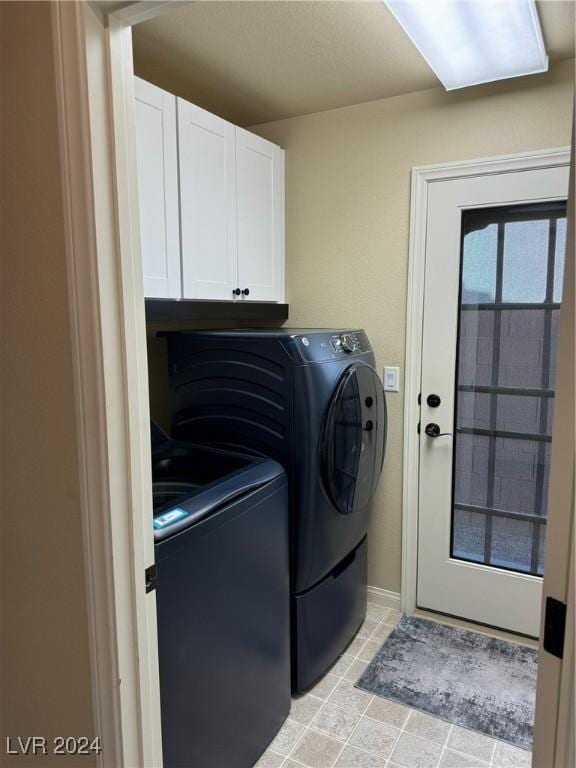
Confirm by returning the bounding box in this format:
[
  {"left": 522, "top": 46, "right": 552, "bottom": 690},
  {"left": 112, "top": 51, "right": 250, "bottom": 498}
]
[
  {"left": 160, "top": 329, "right": 386, "bottom": 692},
  {"left": 151, "top": 423, "right": 290, "bottom": 768}
]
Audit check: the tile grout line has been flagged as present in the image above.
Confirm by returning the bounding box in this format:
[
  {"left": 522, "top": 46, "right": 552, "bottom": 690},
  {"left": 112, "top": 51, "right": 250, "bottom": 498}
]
[
  {"left": 340, "top": 608, "right": 406, "bottom": 765},
  {"left": 436, "top": 722, "right": 454, "bottom": 768}
]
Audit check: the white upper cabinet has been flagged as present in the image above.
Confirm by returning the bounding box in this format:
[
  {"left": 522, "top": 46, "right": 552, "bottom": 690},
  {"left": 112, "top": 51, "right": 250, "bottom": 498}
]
[
  {"left": 177, "top": 100, "right": 238, "bottom": 300},
  {"left": 236, "top": 129, "right": 285, "bottom": 302},
  {"left": 135, "top": 78, "right": 285, "bottom": 302},
  {"left": 134, "top": 77, "right": 180, "bottom": 299}
]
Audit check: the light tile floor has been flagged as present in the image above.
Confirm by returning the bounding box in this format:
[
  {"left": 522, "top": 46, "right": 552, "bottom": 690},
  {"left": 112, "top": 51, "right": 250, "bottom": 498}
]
[{"left": 256, "top": 604, "right": 532, "bottom": 768}]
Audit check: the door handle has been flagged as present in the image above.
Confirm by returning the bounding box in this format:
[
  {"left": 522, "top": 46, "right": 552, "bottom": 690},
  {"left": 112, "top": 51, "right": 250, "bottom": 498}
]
[{"left": 424, "top": 423, "right": 452, "bottom": 438}]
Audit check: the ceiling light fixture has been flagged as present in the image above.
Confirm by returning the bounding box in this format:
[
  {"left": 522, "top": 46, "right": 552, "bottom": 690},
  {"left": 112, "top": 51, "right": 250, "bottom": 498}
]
[{"left": 383, "top": 0, "right": 548, "bottom": 91}]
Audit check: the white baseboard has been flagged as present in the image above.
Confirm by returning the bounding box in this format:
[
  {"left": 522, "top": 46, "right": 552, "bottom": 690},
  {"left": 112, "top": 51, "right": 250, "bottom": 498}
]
[{"left": 367, "top": 586, "right": 401, "bottom": 611}]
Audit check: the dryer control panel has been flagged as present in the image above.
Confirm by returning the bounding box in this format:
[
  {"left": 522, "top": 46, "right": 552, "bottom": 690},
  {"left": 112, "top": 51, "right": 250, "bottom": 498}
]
[
  {"left": 291, "top": 330, "right": 372, "bottom": 362},
  {"left": 330, "top": 332, "right": 369, "bottom": 354}
]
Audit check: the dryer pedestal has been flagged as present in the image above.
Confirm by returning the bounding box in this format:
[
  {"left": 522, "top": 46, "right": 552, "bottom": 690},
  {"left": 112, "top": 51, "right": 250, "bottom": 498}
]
[{"left": 293, "top": 537, "right": 367, "bottom": 693}]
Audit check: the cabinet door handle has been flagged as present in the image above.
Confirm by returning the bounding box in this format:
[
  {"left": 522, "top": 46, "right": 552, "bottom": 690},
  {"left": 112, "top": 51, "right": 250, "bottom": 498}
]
[
  {"left": 232, "top": 288, "right": 241, "bottom": 296},
  {"left": 241, "top": 288, "right": 250, "bottom": 296}
]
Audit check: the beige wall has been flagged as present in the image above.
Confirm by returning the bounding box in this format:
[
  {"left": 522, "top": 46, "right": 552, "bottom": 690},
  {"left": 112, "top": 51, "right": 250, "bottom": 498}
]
[
  {"left": 0, "top": 3, "right": 95, "bottom": 763},
  {"left": 251, "top": 60, "right": 574, "bottom": 594}
]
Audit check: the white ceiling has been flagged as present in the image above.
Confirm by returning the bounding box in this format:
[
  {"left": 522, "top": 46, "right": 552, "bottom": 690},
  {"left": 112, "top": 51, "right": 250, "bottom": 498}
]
[{"left": 132, "top": 1, "right": 575, "bottom": 126}]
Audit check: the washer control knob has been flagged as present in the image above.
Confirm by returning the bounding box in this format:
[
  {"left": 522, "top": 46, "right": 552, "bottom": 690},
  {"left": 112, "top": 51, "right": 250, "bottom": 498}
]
[{"left": 340, "top": 334, "right": 355, "bottom": 353}]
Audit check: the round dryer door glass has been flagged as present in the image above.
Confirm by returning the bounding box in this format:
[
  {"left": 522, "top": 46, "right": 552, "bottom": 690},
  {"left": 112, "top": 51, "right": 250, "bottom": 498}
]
[{"left": 322, "top": 363, "right": 386, "bottom": 515}]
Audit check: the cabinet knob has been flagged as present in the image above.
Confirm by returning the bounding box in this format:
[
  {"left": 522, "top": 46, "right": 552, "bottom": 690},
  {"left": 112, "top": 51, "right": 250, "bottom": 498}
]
[
  {"left": 232, "top": 288, "right": 241, "bottom": 296},
  {"left": 242, "top": 288, "right": 250, "bottom": 296}
]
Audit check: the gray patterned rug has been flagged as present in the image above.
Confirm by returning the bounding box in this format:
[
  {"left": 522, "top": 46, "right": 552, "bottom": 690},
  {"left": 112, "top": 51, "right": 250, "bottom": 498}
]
[{"left": 356, "top": 615, "right": 537, "bottom": 751}]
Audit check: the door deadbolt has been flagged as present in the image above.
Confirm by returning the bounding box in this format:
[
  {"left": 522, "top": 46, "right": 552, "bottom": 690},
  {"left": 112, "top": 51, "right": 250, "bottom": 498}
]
[{"left": 427, "top": 394, "right": 441, "bottom": 408}]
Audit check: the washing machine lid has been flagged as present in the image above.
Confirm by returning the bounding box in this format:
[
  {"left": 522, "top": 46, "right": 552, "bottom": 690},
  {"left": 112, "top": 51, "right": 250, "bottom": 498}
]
[
  {"left": 321, "top": 363, "right": 386, "bottom": 515},
  {"left": 150, "top": 420, "right": 286, "bottom": 541}
]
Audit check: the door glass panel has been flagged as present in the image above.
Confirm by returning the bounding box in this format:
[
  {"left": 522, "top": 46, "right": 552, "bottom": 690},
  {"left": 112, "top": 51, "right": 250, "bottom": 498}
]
[
  {"left": 452, "top": 507, "right": 486, "bottom": 564},
  {"left": 490, "top": 516, "right": 535, "bottom": 572},
  {"left": 461, "top": 223, "right": 498, "bottom": 302},
  {"left": 451, "top": 202, "right": 567, "bottom": 576},
  {"left": 501, "top": 219, "right": 549, "bottom": 302},
  {"left": 554, "top": 217, "right": 567, "bottom": 302}
]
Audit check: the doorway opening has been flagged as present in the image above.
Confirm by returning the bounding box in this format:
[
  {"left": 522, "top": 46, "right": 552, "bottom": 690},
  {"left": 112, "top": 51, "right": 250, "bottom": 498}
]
[{"left": 54, "top": 2, "right": 574, "bottom": 765}]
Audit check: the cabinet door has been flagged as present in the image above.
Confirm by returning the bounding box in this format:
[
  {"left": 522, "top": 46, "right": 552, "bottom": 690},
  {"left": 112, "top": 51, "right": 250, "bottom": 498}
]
[
  {"left": 236, "top": 129, "right": 285, "bottom": 302},
  {"left": 134, "top": 77, "right": 180, "bottom": 299},
  {"left": 177, "top": 99, "right": 238, "bottom": 300}
]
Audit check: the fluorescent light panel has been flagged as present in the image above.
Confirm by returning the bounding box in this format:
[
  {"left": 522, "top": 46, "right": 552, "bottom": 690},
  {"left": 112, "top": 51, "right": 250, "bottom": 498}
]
[{"left": 384, "top": 0, "right": 548, "bottom": 90}]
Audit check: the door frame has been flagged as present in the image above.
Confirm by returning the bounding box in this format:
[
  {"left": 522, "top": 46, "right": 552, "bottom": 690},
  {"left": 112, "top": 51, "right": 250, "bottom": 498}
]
[
  {"left": 51, "top": 2, "right": 191, "bottom": 766},
  {"left": 401, "top": 146, "right": 571, "bottom": 618},
  {"left": 533, "top": 122, "right": 575, "bottom": 768}
]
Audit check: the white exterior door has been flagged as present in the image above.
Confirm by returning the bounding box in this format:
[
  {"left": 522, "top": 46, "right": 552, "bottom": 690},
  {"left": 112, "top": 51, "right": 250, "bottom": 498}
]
[
  {"left": 134, "top": 77, "right": 180, "bottom": 298},
  {"left": 417, "top": 163, "right": 569, "bottom": 637},
  {"left": 236, "top": 128, "right": 285, "bottom": 302},
  {"left": 178, "top": 99, "right": 238, "bottom": 300}
]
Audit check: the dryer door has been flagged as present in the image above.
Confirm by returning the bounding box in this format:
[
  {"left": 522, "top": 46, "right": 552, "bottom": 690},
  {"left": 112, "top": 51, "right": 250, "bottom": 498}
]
[{"left": 322, "top": 363, "right": 386, "bottom": 515}]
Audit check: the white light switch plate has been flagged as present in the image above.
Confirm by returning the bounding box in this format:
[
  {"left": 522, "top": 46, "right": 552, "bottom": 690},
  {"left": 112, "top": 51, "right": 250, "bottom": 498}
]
[{"left": 383, "top": 366, "right": 400, "bottom": 392}]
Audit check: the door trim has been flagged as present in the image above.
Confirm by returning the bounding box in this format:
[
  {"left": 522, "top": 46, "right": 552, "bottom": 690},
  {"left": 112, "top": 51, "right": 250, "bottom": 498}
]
[
  {"left": 401, "top": 147, "right": 571, "bottom": 616},
  {"left": 52, "top": 5, "right": 124, "bottom": 761},
  {"left": 51, "top": 2, "right": 193, "bottom": 766},
  {"left": 533, "top": 123, "right": 575, "bottom": 767}
]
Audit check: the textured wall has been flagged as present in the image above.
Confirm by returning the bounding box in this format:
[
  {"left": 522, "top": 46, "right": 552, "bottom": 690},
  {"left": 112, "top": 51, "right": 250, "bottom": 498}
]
[
  {"left": 251, "top": 60, "right": 574, "bottom": 593},
  {"left": 0, "top": 2, "right": 95, "bottom": 761}
]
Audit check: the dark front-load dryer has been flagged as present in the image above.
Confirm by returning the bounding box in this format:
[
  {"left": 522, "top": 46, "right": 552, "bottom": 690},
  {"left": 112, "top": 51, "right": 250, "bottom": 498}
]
[{"left": 161, "top": 329, "right": 387, "bottom": 691}]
